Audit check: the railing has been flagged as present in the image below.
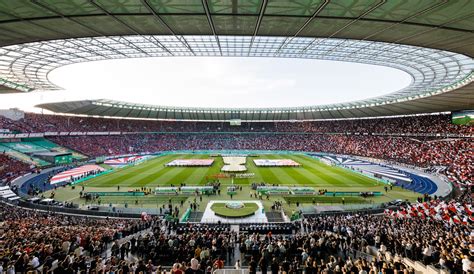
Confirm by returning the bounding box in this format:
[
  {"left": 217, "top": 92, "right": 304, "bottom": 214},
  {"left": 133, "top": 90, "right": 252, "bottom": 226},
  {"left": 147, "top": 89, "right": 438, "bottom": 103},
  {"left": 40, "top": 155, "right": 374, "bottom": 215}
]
[
  {"left": 349, "top": 248, "right": 376, "bottom": 261},
  {"left": 301, "top": 206, "right": 387, "bottom": 217},
  {"left": 15, "top": 200, "right": 145, "bottom": 218},
  {"left": 180, "top": 207, "right": 192, "bottom": 222}
]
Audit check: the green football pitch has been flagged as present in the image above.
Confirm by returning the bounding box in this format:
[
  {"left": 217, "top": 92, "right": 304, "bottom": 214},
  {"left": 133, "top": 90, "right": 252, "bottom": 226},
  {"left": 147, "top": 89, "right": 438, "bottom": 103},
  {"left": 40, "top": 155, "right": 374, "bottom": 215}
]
[
  {"left": 84, "top": 154, "right": 382, "bottom": 188},
  {"left": 48, "top": 153, "right": 421, "bottom": 212}
]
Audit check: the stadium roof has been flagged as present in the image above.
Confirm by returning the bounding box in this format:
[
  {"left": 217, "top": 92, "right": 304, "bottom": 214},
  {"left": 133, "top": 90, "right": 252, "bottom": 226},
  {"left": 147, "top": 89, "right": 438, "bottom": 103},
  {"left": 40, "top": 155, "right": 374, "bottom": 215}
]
[
  {"left": 1, "top": 0, "right": 473, "bottom": 120},
  {"left": 0, "top": 0, "right": 473, "bottom": 54},
  {"left": 37, "top": 90, "right": 473, "bottom": 121}
]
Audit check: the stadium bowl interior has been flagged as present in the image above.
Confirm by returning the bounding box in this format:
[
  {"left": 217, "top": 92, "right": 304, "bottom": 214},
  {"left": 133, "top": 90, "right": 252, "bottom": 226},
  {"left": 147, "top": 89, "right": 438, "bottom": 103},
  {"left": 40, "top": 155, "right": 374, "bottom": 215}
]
[{"left": 0, "top": 1, "right": 472, "bottom": 273}]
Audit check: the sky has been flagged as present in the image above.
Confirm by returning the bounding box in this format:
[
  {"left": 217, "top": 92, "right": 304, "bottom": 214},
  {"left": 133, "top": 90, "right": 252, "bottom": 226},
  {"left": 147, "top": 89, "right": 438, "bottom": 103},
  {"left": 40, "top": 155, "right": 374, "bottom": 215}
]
[{"left": 0, "top": 57, "right": 412, "bottom": 112}]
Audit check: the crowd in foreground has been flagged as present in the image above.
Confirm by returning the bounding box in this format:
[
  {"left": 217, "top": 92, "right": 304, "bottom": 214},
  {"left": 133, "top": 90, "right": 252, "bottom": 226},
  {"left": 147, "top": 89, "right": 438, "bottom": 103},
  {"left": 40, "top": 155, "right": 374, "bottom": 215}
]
[
  {"left": 0, "top": 202, "right": 154, "bottom": 273},
  {"left": 0, "top": 189, "right": 472, "bottom": 273}
]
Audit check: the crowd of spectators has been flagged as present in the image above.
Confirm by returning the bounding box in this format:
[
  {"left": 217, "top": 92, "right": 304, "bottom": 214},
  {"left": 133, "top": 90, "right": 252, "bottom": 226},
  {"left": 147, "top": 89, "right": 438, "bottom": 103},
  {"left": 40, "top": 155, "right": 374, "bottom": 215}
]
[
  {"left": 296, "top": 212, "right": 472, "bottom": 272},
  {"left": 49, "top": 134, "right": 472, "bottom": 185},
  {"left": 0, "top": 113, "right": 472, "bottom": 272},
  {"left": 0, "top": 113, "right": 471, "bottom": 135},
  {"left": 3, "top": 193, "right": 471, "bottom": 272},
  {"left": 0, "top": 116, "right": 32, "bottom": 133},
  {"left": 0, "top": 202, "right": 154, "bottom": 272},
  {"left": 0, "top": 187, "right": 472, "bottom": 273},
  {"left": 1, "top": 112, "right": 471, "bottom": 185},
  {"left": 0, "top": 153, "right": 32, "bottom": 185},
  {"left": 106, "top": 191, "right": 472, "bottom": 273}
]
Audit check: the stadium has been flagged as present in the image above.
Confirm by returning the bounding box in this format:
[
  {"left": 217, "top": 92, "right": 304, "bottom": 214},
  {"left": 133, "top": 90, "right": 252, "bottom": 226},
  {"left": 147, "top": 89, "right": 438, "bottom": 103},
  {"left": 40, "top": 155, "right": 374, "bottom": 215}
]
[{"left": 0, "top": 1, "right": 472, "bottom": 273}]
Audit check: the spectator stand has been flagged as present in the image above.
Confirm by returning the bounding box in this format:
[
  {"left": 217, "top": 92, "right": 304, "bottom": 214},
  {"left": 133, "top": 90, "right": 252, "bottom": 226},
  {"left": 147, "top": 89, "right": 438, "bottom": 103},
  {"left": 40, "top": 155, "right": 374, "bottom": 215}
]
[
  {"left": 0, "top": 185, "right": 20, "bottom": 201},
  {"left": 314, "top": 153, "right": 445, "bottom": 196}
]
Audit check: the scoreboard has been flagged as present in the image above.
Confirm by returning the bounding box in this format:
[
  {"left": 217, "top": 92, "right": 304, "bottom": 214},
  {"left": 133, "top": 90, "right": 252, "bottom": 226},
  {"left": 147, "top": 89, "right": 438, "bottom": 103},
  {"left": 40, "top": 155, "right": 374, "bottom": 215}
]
[{"left": 54, "top": 154, "right": 73, "bottom": 164}]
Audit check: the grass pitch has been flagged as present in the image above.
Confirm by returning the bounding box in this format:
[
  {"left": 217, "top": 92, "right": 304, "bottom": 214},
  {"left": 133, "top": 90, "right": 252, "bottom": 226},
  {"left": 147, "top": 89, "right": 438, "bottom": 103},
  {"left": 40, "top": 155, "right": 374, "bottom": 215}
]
[
  {"left": 82, "top": 153, "right": 380, "bottom": 188},
  {"left": 48, "top": 153, "right": 421, "bottom": 213}
]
